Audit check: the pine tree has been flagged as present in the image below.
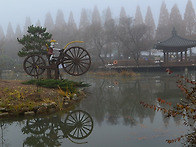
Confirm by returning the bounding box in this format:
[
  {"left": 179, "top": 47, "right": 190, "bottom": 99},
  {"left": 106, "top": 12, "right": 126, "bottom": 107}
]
[
  {"left": 17, "top": 25, "right": 52, "bottom": 57},
  {"left": 134, "top": 6, "right": 143, "bottom": 26},
  {"left": 184, "top": 0, "right": 196, "bottom": 38}
]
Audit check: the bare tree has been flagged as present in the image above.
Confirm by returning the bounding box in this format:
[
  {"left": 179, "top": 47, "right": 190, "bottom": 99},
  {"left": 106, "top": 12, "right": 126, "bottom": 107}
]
[
  {"left": 117, "top": 17, "right": 148, "bottom": 66},
  {"left": 87, "top": 6, "right": 106, "bottom": 65}
]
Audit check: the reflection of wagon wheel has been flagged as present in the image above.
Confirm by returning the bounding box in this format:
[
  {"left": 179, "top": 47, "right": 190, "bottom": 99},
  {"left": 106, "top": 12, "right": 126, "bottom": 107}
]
[
  {"left": 62, "top": 47, "right": 91, "bottom": 76},
  {"left": 23, "top": 55, "right": 46, "bottom": 76},
  {"left": 65, "top": 110, "right": 93, "bottom": 139},
  {"left": 26, "top": 118, "right": 48, "bottom": 134}
]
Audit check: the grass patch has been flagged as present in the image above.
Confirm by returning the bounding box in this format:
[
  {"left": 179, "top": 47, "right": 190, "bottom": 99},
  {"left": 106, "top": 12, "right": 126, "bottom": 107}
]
[{"left": 22, "top": 79, "right": 90, "bottom": 93}]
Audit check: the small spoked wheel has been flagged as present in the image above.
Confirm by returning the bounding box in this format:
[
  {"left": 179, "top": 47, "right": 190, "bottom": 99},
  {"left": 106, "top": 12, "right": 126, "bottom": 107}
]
[
  {"left": 26, "top": 118, "right": 48, "bottom": 134},
  {"left": 62, "top": 47, "right": 91, "bottom": 76},
  {"left": 65, "top": 110, "right": 93, "bottom": 140},
  {"left": 23, "top": 55, "right": 46, "bottom": 77}
]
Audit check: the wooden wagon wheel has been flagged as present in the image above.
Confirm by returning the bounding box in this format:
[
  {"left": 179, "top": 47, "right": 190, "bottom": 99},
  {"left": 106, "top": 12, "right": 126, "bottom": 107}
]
[
  {"left": 61, "top": 47, "right": 91, "bottom": 76},
  {"left": 65, "top": 110, "right": 93, "bottom": 140},
  {"left": 23, "top": 54, "right": 46, "bottom": 77}
]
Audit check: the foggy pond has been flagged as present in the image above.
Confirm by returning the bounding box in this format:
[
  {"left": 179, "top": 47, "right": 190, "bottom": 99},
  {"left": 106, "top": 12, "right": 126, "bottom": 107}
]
[{"left": 0, "top": 71, "right": 196, "bottom": 147}]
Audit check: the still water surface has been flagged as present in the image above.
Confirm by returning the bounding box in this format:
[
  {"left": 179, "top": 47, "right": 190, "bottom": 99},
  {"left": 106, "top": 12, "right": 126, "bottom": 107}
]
[{"left": 1, "top": 72, "right": 195, "bottom": 147}]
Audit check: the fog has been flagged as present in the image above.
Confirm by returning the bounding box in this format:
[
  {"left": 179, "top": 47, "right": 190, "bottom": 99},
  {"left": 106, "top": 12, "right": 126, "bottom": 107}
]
[
  {"left": 1, "top": 0, "right": 194, "bottom": 31},
  {"left": 1, "top": 0, "right": 196, "bottom": 72}
]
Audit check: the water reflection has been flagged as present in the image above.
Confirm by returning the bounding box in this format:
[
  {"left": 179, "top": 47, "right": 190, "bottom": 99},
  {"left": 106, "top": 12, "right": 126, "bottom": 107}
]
[
  {"left": 1, "top": 72, "right": 195, "bottom": 146},
  {"left": 0, "top": 110, "right": 93, "bottom": 147}
]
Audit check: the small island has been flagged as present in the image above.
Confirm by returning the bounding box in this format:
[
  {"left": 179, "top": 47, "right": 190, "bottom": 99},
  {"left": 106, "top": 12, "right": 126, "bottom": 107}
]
[{"left": 0, "top": 79, "right": 89, "bottom": 118}]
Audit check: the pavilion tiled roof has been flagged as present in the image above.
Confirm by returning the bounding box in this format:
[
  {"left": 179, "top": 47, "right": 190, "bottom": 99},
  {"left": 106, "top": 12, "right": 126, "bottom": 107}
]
[{"left": 155, "top": 28, "right": 196, "bottom": 50}]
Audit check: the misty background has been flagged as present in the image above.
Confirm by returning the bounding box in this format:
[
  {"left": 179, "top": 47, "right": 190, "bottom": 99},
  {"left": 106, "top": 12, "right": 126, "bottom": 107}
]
[{"left": 0, "top": 0, "right": 196, "bottom": 71}]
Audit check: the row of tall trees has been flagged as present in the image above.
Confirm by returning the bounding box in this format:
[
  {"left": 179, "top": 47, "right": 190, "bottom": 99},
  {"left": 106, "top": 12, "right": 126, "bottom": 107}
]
[{"left": 0, "top": 0, "right": 196, "bottom": 69}]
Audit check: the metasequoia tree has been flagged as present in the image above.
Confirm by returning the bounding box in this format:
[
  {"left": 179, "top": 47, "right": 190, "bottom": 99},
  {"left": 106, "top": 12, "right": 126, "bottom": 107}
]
[
  {"left": 184, "top": 0, "right": 196, "bottom": 38},
  {"left": 134, "top": 6, "right": 143, "bottom": 26},
  {"left": 44, "top": 12, "right": 54, "bottom": 31},
  {"left": 156, "top": 1, "right": 170, "bottom": 40},
  {"left": 170, "top": 4, "right": 184, "bottom": 36},
  {"left": 103, "top": 7, "right": 116, "bottom": 60}
]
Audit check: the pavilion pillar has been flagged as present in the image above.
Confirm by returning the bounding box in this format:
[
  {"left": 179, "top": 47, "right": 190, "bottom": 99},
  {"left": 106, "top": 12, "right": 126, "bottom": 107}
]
[
  {"left": 185, "top": 50, "right": 187, "bottom": 62},
  {"left": 180, "top": 52, "right": 183, "bottom": 62},
  {"left": 176, "top": 52, "right": 179, "bottom": 62},
  {"left": 166, "top": 52, "right": 169, "bottom": 63},
  {"left": 164, "top": 52, "right": 166, "bottom": 63}
]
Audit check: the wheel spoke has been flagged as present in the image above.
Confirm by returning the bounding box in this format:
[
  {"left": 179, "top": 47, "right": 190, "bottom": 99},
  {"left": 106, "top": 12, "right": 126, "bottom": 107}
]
[
  {"left": 80, "top": 58, "right": 90, "bottom": 61},
  {"left": 29, "top": 67, "right": 35, "bottom": 75},
  {"left": 79, "top": 63, "right": 88, "bottom": 70},
  {"left": 79, "top": 129, "right": 84, "bottom": 137},
  {"left": 69, "top": 49, "right": 75, "bottom": 58},
  {"left": 64, "top": 62, "right": 74, "bottom": 68},
  {"left": 76, "top": 48, "right": 80, "bottom": 57},
  {"left": 70, "top": 114, "right": 77, "bottom": 122},
  {"left": 80, "top": 53, "right": 88, "bottom": 59},
  {"left": 78, "top": 65, "right": 84, "bottom": 73},
  {"left": 31, "top": 56, "right": 35, "bottom": 63},
  {"left": 78, "top": 50, "right": 84, "bottom": 58},
  {"left": 26, "top": 60, "right": 33, "bottom": 65},
  {"left": 25, "top": 65, "right": 33, "bottom": 69},
  {"left": 73, "top": 48, "right": 77, "bottom": 57}
]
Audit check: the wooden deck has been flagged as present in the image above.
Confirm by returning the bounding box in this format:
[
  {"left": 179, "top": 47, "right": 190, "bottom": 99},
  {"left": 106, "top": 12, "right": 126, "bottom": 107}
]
[{"left": 101, "top": 60, "right": 196, "bottom": 72}]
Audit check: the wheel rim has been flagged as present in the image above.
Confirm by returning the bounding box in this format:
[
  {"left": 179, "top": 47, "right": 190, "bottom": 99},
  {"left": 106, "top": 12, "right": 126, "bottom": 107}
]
[
  {"left": 65, "top": 110, "right": 93, "bottom": 139},
  {"left": 23, "top": 55, "right": 46, "bottom": 76},
  {"left": 62, "top": 47, "right": 91, "bottom": 76}
]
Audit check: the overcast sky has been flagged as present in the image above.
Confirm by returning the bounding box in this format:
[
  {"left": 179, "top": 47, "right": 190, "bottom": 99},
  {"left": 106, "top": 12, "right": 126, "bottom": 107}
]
[{"left": 1, "top": 0, "right": 195, "bottom": 33}]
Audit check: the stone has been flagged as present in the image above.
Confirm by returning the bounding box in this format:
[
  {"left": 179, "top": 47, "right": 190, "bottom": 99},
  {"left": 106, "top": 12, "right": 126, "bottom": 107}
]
[
  {"left": 48, "top": 108, "right": 56, "bottom": 114},
  {"left": 25, "top": 111, "right": 35, "bottom": 116},
  {"left": 0, "top": 107, "right": 7, "bottom": 112},
  {"left": 36, "top": 106, "right": 47, "bottom": 114},
  {"left": 0, "top": 112, "right": 9, "bottom": 117}
]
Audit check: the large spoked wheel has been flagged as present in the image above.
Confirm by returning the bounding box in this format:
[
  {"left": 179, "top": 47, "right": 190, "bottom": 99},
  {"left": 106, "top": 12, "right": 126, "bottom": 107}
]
[
  {"left": 23, "top": 55, "right": 46, "bottom": 77},
  {"left": 65, "top": 110, "right": 93, "bottom": 140},
  {"left": 62, "top": 47, "right": 91, "bottom": 76}
]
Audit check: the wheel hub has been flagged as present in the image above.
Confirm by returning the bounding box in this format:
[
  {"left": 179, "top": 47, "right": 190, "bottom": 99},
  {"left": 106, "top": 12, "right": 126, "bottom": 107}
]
[
  {"left": 73, "top": 58, "right": 80, "bottom": 65},
  {"left": 75, "top": 121, "right": 83, "bottom": 128}
]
